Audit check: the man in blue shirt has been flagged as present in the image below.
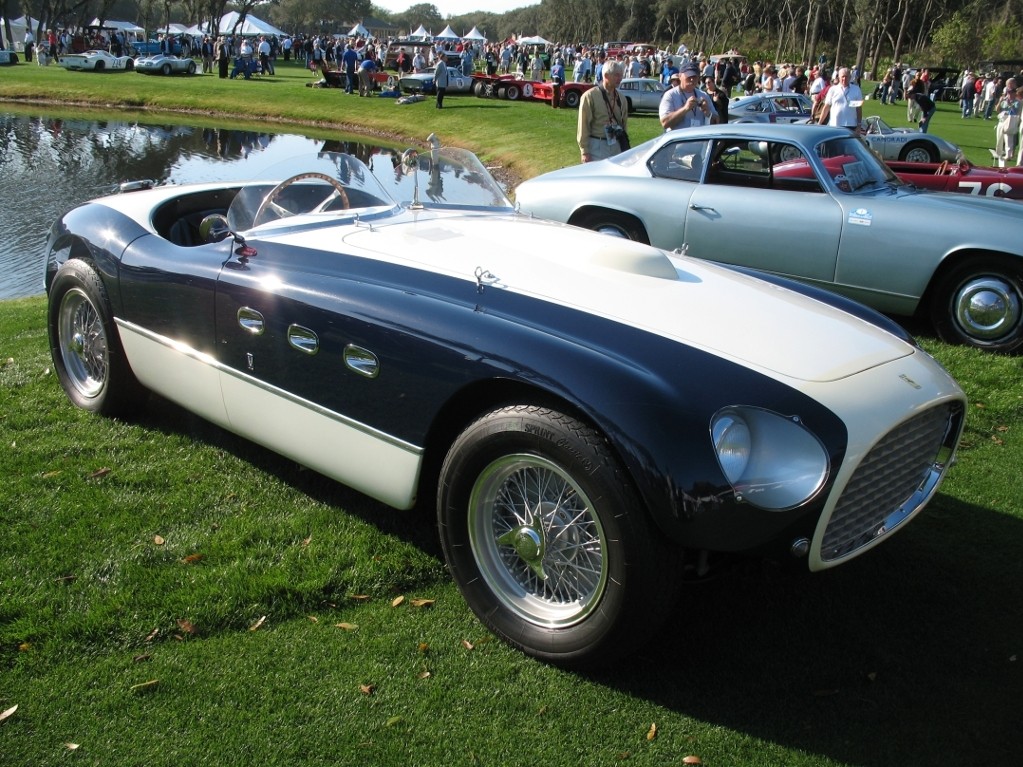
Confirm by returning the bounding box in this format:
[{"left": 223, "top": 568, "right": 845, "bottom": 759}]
[{"left": 341, "top": 44, "right": 359, "bottom": 93}]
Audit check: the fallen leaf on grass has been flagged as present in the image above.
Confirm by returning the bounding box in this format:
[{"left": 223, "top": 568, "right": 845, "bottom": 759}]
[
  {"left": 360, "top": 684, "right": 375, "bottom": 695},
  {"left": 385, "top": 716, "right": 403, "bottom": 727},
  {"left": 418, "top": 671, "right": 432, "bottom": 679},
  {"left": 41, "top": 470, "right": 62, "bottom": 479},
  {"left": 335, "top": 622, "right": 359, "bottom": 631},
  {"left": 646, "top": 722, "right": 657, "bottom": 741},
  {"left": 18, "top": 643, "right": 31, "bottom": 652},
  {"left": 65, "top": 743, "right": 80, "bottom": 751},
  {"left": 391, "top": 595, "right": 405, "bottom": 607},
  {"left": 307, "top": 615, "right": 318, "bottom": 623},
  {"left": 410, "top": 598, "right": 435, "bottom": 608},
  {"left": 301, "top": 535, "right": 312, "bottom": 547},
  {"left": 249, "top": 616, "right": 267, "bottom": 631},
  {"left": 417, "top": 642, "right": 429, "bottom": 654},
  {"left": 181, "top": 553, "right": 204, "bottom": 565},
  {"left": 176, "top": 619, "right": 196, "bottom": 635},
  {"left": 132, "top": 653, "right": 152, "bottom": 663},
  {"left": 682, "top": 757, "right": 703, "bottom": 765},
  {"left": 349, "top": 594, "right": 371, "bottom": 602},
  {"left": 0, "top": 705, "right": 17, "bottom": 722},
  {"left": 88, "top": 467, "right": 112, "bottom": 480},
  {"left": 144, "top": 628, "right": 159, "bottom": 642},
  {"left": 461, "top": 639, "right": 474, "bottom": 651},
  {"left": 153, "top": 535, "right": 165, "bottom": 546}
]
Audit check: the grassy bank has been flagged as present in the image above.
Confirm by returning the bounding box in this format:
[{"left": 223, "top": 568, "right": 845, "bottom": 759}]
[
  {"left": 2, "top": 61, "right": 1022, "bottom": 767},
  {"left": 0, "top": 58, "right": 1007, "bottom": 177}
]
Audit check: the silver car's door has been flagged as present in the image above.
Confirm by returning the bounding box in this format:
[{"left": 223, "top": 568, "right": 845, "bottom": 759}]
[{"left": 681, "top": 138, "right": 844, "bottom": 285}]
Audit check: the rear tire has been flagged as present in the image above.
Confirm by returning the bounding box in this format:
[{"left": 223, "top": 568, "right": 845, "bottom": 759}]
[
  {"left": 929, "top": 256, "right": 1023, "bottom": 352},
  {"left": 48, "top": 260, "right": 146, "bottom": 416},
  {"left": 505, "top": 83, "right": 521, "bottom": 100},
  {"left": 563, "top": 89, "right": 581, "bottom": 108},
  {"left": 572, "top": 209, "right": 649, "bottom": 243},
  {"left": 437, "top": 405, "right": 680, "bottom": 666}
]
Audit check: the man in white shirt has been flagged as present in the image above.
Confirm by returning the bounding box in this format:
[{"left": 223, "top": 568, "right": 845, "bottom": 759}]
[
  {"left": 659, "top": 64, "right": 718, "bottom": 131},
  {"left": 817, "top": 68, "right": 863, "bottom": 130}
]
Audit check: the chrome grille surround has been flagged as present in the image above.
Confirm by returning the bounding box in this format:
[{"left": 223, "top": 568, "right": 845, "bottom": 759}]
[{"left": 820, "top": 402, "right": 964, "bottom": 563}]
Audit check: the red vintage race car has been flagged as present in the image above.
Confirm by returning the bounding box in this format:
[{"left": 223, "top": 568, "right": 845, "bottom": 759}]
[
  {"left": 471, "top": 74, "right": 593, "bottom": 108},
  {"left": 887, "top": 158, "right": 1023, "bottom": 200}
]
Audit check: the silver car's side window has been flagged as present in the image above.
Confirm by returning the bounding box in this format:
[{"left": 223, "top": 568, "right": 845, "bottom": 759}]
[{"left": 648, "top": 140, "right": 709, "bottom": 182}]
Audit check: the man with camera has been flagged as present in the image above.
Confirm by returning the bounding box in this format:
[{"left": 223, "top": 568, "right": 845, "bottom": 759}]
[
  {"left": 659, "top": 64, "right": 719, "bottom": 131},
  {"left": 577, "top": 60, "right": 629, "bottom": 162}
]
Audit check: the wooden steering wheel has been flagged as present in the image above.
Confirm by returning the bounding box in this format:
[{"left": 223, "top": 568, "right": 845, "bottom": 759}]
[
  {"left": 935, "top": 160, "right": 950, "bottom": 176},
  {"left": 252, "top": 172, "right": 350, "bottom": 227}
]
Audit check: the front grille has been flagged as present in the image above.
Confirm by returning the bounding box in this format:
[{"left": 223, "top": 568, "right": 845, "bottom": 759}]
[{"left": 821, "top": 403, "right": 962, "bottom": 562}]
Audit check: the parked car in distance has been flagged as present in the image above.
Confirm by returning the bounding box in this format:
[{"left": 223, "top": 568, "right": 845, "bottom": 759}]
[
  {"left": 860, "top": 115, "right": 961, "bottom": 163},
  {"left": 399, "top": 67, "right": 476, "bottom": 94},
  {"left": 59, "top": 49, "right": 135, "bottom": 72},
  {"left": 135, "top": 53, "right": 196, "bottom": 76},
  {"left": 888, "top": 158, "right": 1023, "bottom": 199},
  {"left": 515, "top": 123, "right": 1023, "bottom": 352},
  {"left": 618, "top": 78, "right": 669, "bottom": 113},
  {"left": 728, "top": 92, "right": 813, "bottom": 123},
  {"left": 44, "top": 142, "right": 966, "bottom": 666}
]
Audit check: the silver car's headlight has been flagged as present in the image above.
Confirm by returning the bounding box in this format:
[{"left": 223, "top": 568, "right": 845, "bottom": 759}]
[{"left": 711, "top": 407, "right": 829, "bottom": 510}]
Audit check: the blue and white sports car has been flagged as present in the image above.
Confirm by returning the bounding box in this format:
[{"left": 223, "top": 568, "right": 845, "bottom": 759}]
[{"left": 45, "top": 142, "right": 965, "bottom": 666}]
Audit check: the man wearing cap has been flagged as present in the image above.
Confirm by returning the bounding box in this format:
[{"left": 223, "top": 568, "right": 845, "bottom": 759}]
[{"left": 659, "top": 64, "right": 718, "bottom": 131}]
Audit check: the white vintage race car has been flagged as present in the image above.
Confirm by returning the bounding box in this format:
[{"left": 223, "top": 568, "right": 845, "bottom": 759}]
[{"left": 59, "top": 50, "right": 135, "bottom": 72}]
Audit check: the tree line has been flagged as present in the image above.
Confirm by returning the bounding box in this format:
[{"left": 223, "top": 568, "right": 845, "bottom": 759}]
[{"left": 5, "top": 0, "right": 1021, "bottom": 76}]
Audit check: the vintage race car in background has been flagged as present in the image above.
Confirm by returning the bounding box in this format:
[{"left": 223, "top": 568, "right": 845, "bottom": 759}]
[
  {"left": 515, "top": 123, "right": 1023, "bottom": 352},
  {"left": 860, "top": 115, "right": 962, "bottom": 163},
  {"left": 135, "top": 53, "right": 197, "bottom": 76},
  {"left": 398, "top": 67, "right": 476, "bottom": 94},
  {"left": 618, "top": 78, "right": 669, "bottom": 113},
  {"left": 45, "top": 140, "right": 965, "bottom": 666},
  {"left": 59, "top": 49, "right": 135, "bottom": 72},
  {"left": 888, "top": 158, "right": 1023, "bottom": 199},
  {"left": 728, "top": 92, "right": 814, "bottom": 123}
]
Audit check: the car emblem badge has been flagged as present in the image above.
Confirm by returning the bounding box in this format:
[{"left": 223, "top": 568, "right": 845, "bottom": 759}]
[
  {"left": 235, "top": 245, "right": 258, "bottom": 258},
  {"left": 899, "top": 374, "right": 922, "bottom": 390}
]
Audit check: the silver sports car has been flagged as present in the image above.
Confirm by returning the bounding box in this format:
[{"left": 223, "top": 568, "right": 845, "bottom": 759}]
[
  {"left": 618, "top": 78, "right": 669, "bottom": 113},
  {"left": 135, "top": 53, "right": 197, "bottom": 76},
  {"left": 728, "top": 92, "right": 814, "bottom": 123},
  {"left": 516, "top": 123, "right": 1023, "bottom": 352},
  {"left": 860, "top": 115, "right": 962, "bottom": 163}
]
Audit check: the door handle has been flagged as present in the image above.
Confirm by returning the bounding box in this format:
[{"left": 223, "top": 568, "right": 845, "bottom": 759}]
[{"left": 689, "top": 203, "right": 717, "bottom": 213}]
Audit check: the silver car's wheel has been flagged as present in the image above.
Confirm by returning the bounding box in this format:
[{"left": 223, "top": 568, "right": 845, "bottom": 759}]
[
  {"left": 572, "top": 209, "right": 649, "bottom": 243},
  {"left": 47, "top": 260, "right": 145, "bottom": 416},
  {"left": 900, "top": 141, "right": 938, "bottom": 163},
  {"left": 161, "top": 63, "right": 172, "bottom": 75},
  {"left": 437, "top": 405, "right": 681, "bottom": 666},
  {"left": 930, "top": 256, "right": 1023, "bottom": 352}
]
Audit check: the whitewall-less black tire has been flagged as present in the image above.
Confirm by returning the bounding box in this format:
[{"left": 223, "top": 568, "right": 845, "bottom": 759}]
[{"left": 437, "top": 405, "right": 681, "bottom": 666}]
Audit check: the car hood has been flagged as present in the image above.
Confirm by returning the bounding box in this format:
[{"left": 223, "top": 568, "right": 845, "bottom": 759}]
[
  {"left": 890, "top": 186, "right": 1023, "bottom": 222},
  {"left": 321, "top": 214, "right": 915, "bottom": 383}
]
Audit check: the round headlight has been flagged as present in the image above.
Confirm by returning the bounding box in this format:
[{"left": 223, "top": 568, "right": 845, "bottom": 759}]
[
  {"left": 711, "top": 407, "right": 829, "bottom": 510},
  {"left": 711, "top": 412, "right": 751, "bottom": 484}
]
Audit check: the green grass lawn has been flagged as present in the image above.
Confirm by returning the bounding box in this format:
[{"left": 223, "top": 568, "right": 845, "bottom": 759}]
[{"left": 1, "top": 62, "right": 1022, "bottom": 766}]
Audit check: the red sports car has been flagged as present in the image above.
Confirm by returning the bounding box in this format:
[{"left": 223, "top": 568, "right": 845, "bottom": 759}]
[{"left": 887, "top": 158, "right": 1023, "bottom": 200}]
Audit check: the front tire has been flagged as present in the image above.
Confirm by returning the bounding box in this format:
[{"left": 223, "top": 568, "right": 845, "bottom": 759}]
[
  {"left": 929, "top": 256, "right": 1023, "bottom": 352},
  {"left": 562, "top": 89, "right": 581, "bottom": 108},
  {"left": 48, "top": 260, "right": 146, "bottom": 416},
  {"left": 900, "top": 141, "right": 938, "bottom": 163},
  {"left": 437, "top": 405, "right": 680, "bottom": 666}
]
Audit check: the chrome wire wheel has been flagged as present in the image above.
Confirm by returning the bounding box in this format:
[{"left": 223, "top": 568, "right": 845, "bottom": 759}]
[
  {"left": 57, "top": 286, "right": 108, "bottom": 401},
  {"left": 468, "top": 453, "right": 607, "bottom": 628}
]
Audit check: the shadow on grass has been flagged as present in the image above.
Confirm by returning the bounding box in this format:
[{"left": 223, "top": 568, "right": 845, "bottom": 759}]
[
  {"left": 136, "top": 393, "right": 1020, "bottom": 766},
  {"left": 588, "top": 495, "right": 1023, "bottom": 765}
]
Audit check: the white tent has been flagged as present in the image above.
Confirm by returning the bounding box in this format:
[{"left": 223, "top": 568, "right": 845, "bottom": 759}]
[
  {"left": 214, "top": 11, "right": 286, "bottom": 37},
  {"left": 2, "top": 15, "right": 42, "bottom": 44},
  {"left": 156, "top": 23, "right": 191, "bottom": 35},
  {"left": 347, "top": 23, "right": 369, "bottom": 37},
  {"left": 463, "top": 26, "right": 486, "bottom": 41},
  {"left": 409, "top": 24, "right": 431, "bottom": 40},
  {"left": 517, "top": 35, "right": 550, "bottom": 46},
  {"left": 90, "top": 18, "right": 145, "bottom": 35},
  {"left": 435, "top": 25, "right": 460, "bottom": 40}
]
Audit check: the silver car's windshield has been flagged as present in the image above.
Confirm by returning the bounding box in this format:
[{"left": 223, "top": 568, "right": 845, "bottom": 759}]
[{"left": 813, "top": 136, "right": 902, "bottom": 193}]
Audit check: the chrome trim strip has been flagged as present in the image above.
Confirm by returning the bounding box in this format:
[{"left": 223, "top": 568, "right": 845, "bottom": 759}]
[{"left": 115, "top": 318, "right": 422, "bottom": 457}]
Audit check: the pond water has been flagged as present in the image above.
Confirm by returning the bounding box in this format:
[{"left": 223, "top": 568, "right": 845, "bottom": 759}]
[{"left": 0, "top": 113, "right": 404, "bottom": 300}]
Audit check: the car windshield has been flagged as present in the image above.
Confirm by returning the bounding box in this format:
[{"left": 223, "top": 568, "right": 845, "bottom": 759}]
[
  {"left": 813, "top": 136, "right": 902, "bottom": 193},
  {"left": 227, "top": 146, "right": 513, "bottom": 231}
]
